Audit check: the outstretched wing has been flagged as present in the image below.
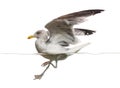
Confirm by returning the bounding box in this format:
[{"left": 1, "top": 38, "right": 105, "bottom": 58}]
[{"left": 45, "top": 9, "right": 104, "bottom": 45}]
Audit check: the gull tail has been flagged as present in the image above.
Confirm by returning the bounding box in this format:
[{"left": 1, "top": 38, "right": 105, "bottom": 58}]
[{"left": 67, "top": 43, "right": 90, "bottom": 55}]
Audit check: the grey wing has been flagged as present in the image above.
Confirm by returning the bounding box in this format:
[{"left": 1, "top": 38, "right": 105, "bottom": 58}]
[
  {"left": 45, "top": 9, "right": 104, "bottom": 45},
  {"left": 45, "top": 20, "right": 76, "bottom": 45}
]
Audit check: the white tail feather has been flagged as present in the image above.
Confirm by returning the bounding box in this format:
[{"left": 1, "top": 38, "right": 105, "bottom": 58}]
[{"left": 67, "top": 42, "right": 90, "bottom": 55}]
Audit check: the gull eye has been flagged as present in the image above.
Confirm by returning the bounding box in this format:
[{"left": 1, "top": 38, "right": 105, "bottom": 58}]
[{"left": 36, "top": 31, "right": 41, "bottom": 35}]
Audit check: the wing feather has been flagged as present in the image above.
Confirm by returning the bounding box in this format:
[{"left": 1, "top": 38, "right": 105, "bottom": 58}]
[
  {"left": 74, "top": 28, "right": 96, "bottom": 35},
  {"left": 45, "top": 9, "right": 104, "bottom": 45}
]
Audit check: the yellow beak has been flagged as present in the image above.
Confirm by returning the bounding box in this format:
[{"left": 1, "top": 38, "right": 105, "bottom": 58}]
[{"left": 27, "top": 35, "right": 35, "bottom": 39}]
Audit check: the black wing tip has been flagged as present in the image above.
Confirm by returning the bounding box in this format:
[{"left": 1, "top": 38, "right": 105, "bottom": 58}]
[
  {"left": 74, "top": 28, "right": 96, "bottom": 35},
  {"left": 84, "top": 30, "right": 96, "bottom": 35},
  {"left": 94, "top": 9, "right": 104, "bottom": 12},
  {"left": 88, "top": 9, "right": 105, "bottom": 15}
]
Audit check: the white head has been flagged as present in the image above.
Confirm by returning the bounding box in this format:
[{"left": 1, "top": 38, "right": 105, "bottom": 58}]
[{"left": 27, "top": 30, "right": 48, "bottom": 40}]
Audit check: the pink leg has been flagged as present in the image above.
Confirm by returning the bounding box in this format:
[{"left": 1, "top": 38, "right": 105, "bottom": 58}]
[{"left": 41, "top": 61, "right": 50, "bottom": 67}]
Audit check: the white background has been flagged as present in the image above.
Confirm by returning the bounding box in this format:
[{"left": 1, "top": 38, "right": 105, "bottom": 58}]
[{"left": 0, "top": 0, "right": 120, "bottom": 88}]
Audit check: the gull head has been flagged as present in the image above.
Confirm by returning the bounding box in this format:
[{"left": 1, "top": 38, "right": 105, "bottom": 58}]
[{"left": 27, "top": 30, "right": 48, "bottom": 39}]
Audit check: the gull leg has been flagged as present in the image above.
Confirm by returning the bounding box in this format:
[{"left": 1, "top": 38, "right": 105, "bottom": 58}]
[
  {"left": 41, "top": 61, "right": 57, "bottom": 68},
  {"left": 55, "top": 58, "right": 58, "bottom": 68},
  {"left": 41, "top": 61, "right": 50, "bottom": 67},
  {"left": 34, "top": 61, "right": 51, "bottom": 80},
  {"left": 52, "top": 55, "right": 65, "bottom": 68},
  {"left": 51, "top": 59, "right": 58, "bottom": 68}
]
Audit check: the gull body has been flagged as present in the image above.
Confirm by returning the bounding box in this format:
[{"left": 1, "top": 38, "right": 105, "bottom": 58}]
[
  {"left": 30, "top": 30, "right": 90, "bottom": 80},
  {"left": 28, "top": 9, "right": 104, "bottom": 79}
]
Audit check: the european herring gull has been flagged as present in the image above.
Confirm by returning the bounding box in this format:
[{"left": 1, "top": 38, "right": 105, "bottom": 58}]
[{"left": 28, "top": 9, "right": 104, "bottom": 79}]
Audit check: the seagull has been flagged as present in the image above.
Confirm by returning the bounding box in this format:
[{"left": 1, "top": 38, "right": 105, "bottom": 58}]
[{"left": 28, "top": 9, "right": 104, "bottom": 80}]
